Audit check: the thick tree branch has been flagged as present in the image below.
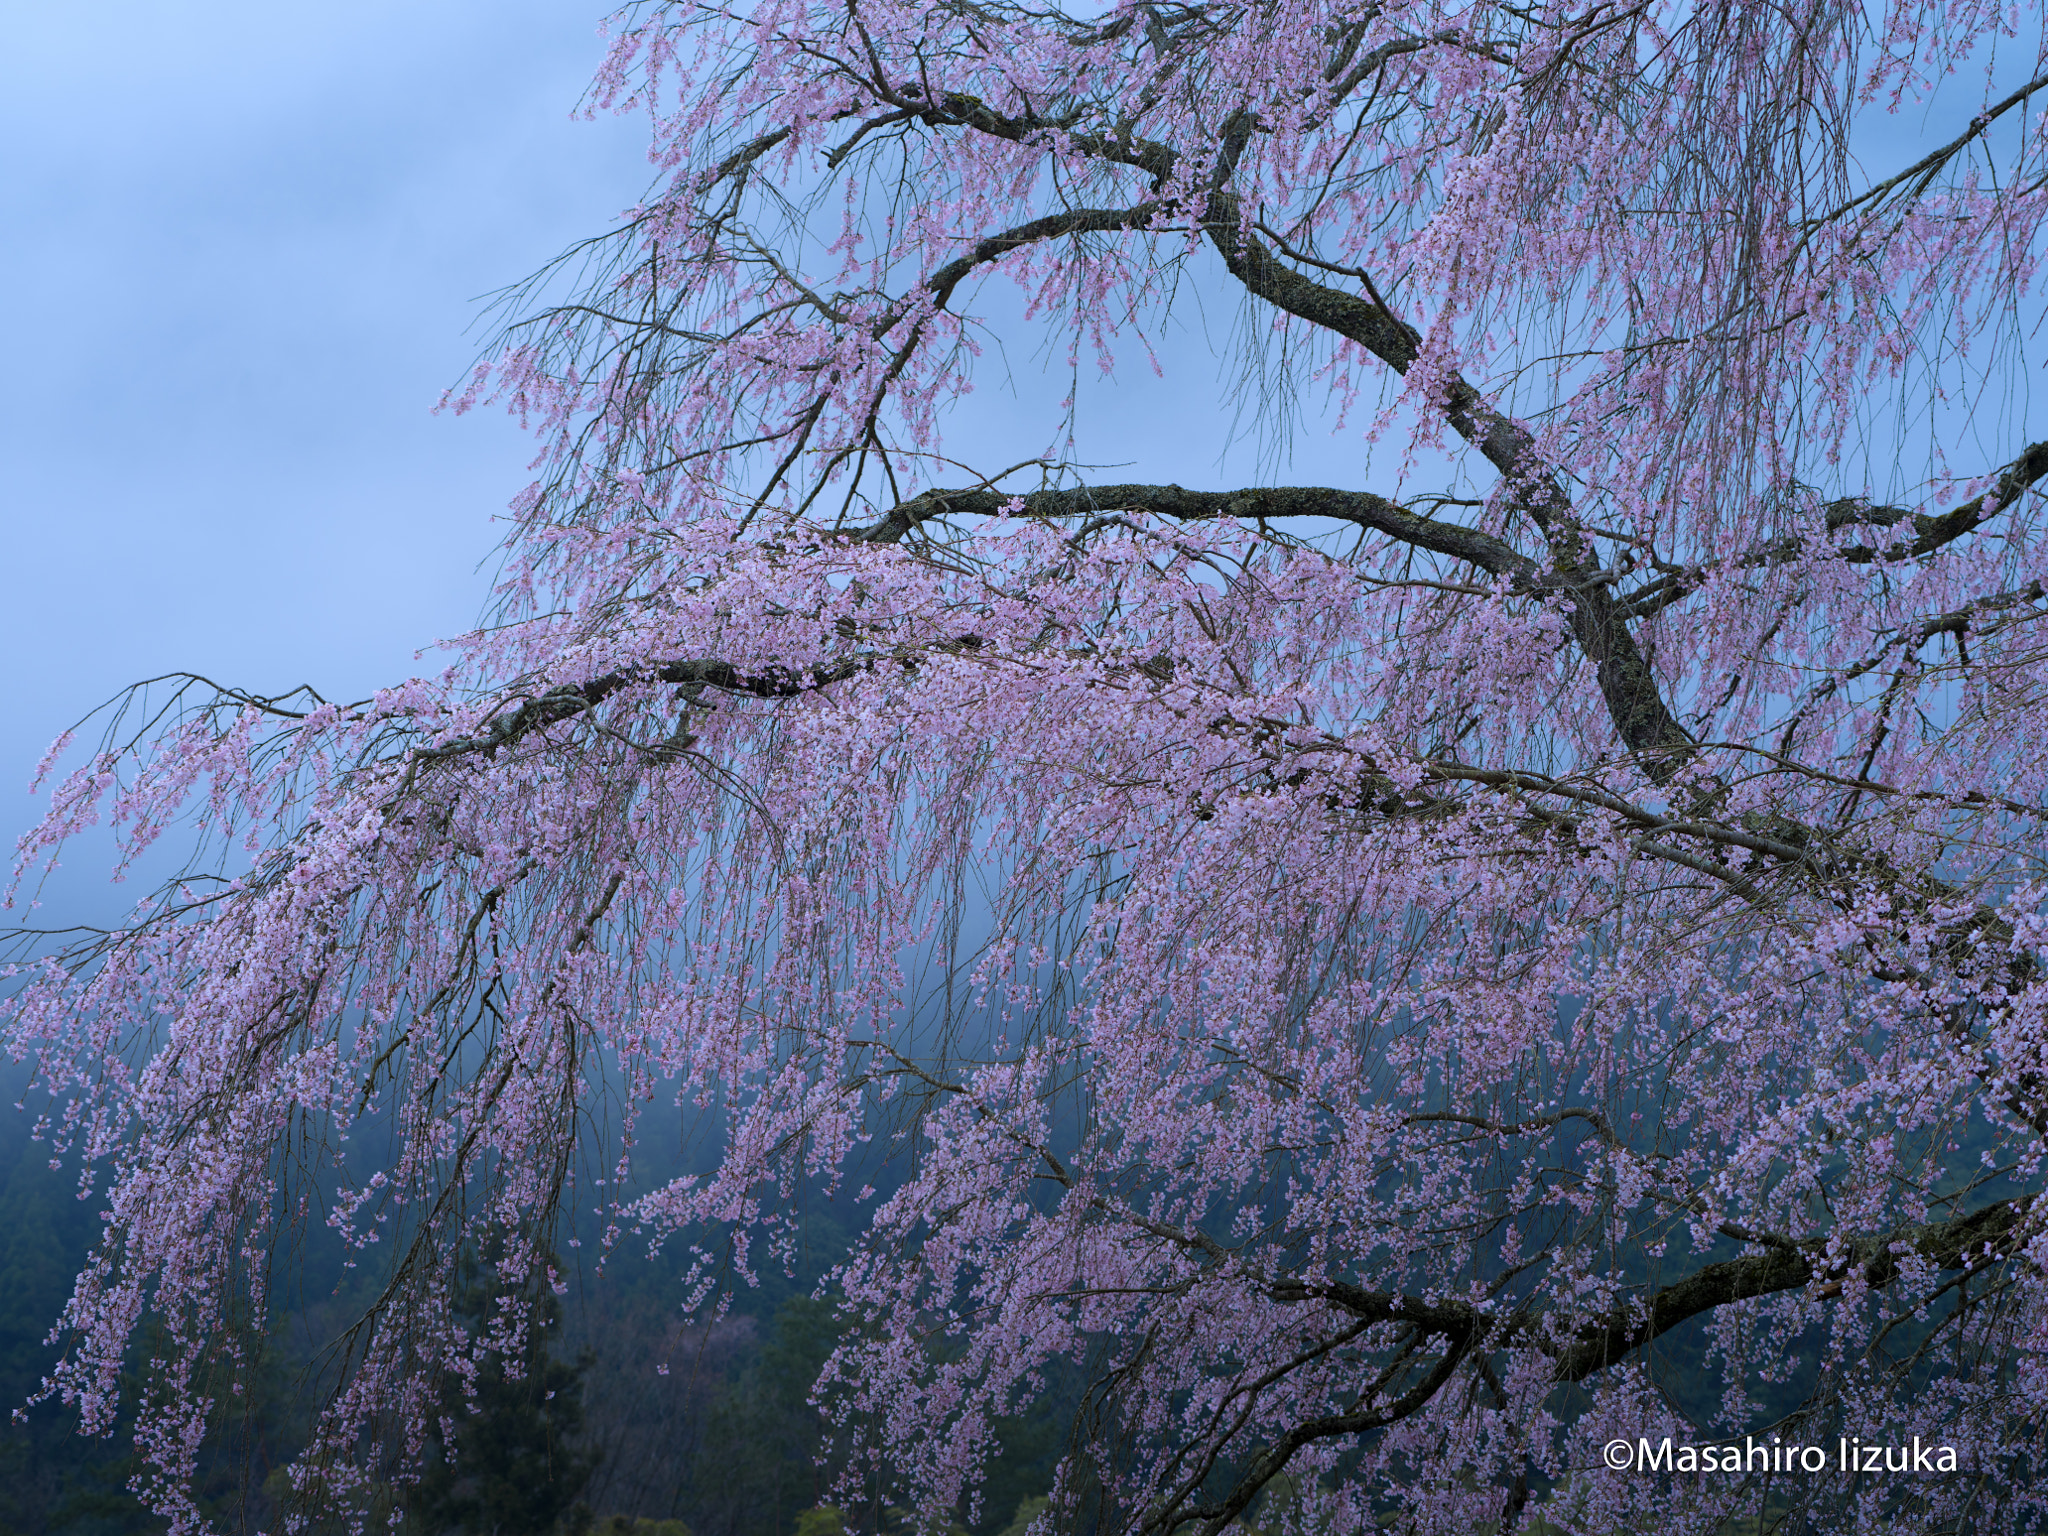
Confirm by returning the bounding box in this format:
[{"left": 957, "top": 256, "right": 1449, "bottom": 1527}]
[
  {"left": 861, "top": 480, "right": 1535, "bottom": 576},
  {"left": 1616, "top": 440, "right": 2048, "bottom": 622},
  {"left": 410, "top": 479, "right": 1534, "bottom": 773},
  {"left": 1198, "top": 207, "right": 1695, "bottom": 774},
  {"left": 1835, "top": 439, "right": 2048, "bottom": 560},
  {"left": 1162, "top": 1196, "right": 2036, "bottom": 1528},
  {"left": 1552, "top": 1194, "right": 2035, "bottom": 1381}
]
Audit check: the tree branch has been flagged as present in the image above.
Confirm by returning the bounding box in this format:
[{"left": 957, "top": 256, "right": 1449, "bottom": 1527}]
[
  {"left": 1552, "top": 1194, "right": 2036, "bottom": 1382},
  {"left": 1616, "top": 440, "right": 2048, "bottom": 622},
  {"left": 861, "top": 480, "right": 1535, "bottom": 576},
  {"left": 1198, "top": 206, "right": 1695, "bottom": 775}
]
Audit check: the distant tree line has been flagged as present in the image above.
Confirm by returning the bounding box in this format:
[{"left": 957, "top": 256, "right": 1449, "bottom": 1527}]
[{"left": 0, "top": 1110, "right": 1064, "bottom": 1536}]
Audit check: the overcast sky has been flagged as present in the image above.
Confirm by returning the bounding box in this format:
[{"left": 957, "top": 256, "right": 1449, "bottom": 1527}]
[
  {"left": 4, "top": 4, "right": 2023, "bottom": 930},
  {"left": 0, "top": 3, "right": 655, "bottom": 880},
  {"left": 0, "top": 2, "right": 1380, "bottom": 927}
]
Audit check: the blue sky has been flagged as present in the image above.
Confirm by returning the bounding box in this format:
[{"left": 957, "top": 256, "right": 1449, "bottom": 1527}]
[{"left": 0, "top": 3, "right": 651, "bottom": 890}]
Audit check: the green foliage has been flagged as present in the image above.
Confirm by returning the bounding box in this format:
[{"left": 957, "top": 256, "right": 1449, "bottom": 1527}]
[
  {"left": 2, "top": 1112, "right": 303, "bottom": 1536},
  {"left": 683, "top": 1297, "right": 843, "bottom": 1536},
  {"left": 970, "top": 1392, "right": 1065, "bottom": 1536},
  {"left": 991, "top": 1496, "right": 1048, "bottom": 1536},
  {"left": 793, "top": 1508, "right": 848, "bottom": 1536},
  {"left": 407, "top": 1249, "right": 600, "bottom": 1536},
  {"left": 0, "top": 1119, "right": 144, "bottom": 1536}
]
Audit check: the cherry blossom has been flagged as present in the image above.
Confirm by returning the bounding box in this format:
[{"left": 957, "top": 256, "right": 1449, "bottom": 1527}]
[{"left": 8, "top": 1, "right": 2048, "bottom": 1531}]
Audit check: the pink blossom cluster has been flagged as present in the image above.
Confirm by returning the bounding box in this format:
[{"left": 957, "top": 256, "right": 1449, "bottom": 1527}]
[{"left": 8, "top": 1, "right": 2048, "bottom": 1532}]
